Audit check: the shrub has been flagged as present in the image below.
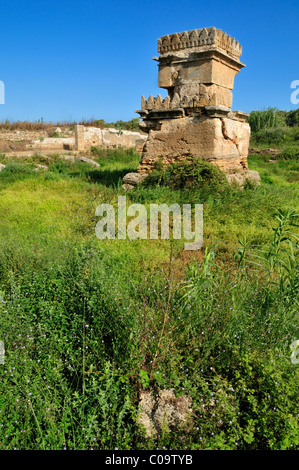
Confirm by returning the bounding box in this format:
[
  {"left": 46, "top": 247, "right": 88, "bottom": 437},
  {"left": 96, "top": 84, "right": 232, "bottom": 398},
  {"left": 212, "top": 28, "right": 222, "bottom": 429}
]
[
  {"left": 1, "top": 162, "right": 35, "bottom": 174},
  {"left": 276, "top": 148, "right": 299, "bottom": 161},
  {"left": 49, "top": 160, "right": 71, "bottom": 174},
  {"left": 144, "top": 158, "right": 229, "bottom": 191},
  {"left": 254, "top": 127, "right": 288, "bottom": 145},
  {"left": 286, "top": 108, "right": 299, "bottom": 127}
]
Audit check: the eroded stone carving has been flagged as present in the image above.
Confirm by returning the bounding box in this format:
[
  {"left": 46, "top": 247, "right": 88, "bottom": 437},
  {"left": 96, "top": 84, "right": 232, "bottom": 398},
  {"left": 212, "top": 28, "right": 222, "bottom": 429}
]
[{"left": 157, "top": 27, "right": 242, "bottom": 58}]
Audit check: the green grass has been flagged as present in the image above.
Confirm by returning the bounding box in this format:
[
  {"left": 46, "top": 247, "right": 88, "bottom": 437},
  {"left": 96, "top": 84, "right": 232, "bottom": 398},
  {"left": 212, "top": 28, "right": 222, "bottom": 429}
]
[
  {"left": 0, "top": 148, "right": 298, "bottom": 450},
  {"left": 247, "top": 107, "right": 299, "bottom": 152},
  {"left": 250, "top": 126, "right": 299, "bottom": 150}
]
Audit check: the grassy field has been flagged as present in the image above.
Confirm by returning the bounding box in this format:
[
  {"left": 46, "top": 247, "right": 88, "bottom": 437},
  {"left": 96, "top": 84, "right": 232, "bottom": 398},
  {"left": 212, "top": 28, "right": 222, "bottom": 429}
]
[{"left": 0, "top": 145, "right": 298, "bottom": 450}]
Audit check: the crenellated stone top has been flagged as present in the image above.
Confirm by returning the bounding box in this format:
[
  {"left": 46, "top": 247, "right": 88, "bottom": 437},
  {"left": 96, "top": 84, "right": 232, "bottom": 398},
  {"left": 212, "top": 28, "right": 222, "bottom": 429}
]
[
  {"left": 157, "top": 27, "right": 242, "bottom": 60},
  {"left": 140, "top": 92, "right": 219, "bottom": 112}
]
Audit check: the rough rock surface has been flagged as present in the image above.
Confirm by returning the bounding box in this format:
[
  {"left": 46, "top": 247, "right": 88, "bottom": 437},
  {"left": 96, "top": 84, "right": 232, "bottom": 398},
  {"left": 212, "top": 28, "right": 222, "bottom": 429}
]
[
  {"left": 122, "top": 172, "right": 148, "bottom": 186},
  {"left": 137, "top": 115, "right": 250, "bottom": 174},
  {"left": 32, "top": 137, "right": 75, "bottom": 151},
  {"left": 226, "top": 169, "right": 261, "bottom": 186},
  {"left": 75, "top": 125, "right": 147, "bottom": 151},
  {"left": 122, "top": 183, "right": 135, "bottom": 191},
  {"left": 138, "top": 389, "right": 193, "bottom": 438},
  {"left": 0, "top": 126, "right": 146, "bottom": 156}
]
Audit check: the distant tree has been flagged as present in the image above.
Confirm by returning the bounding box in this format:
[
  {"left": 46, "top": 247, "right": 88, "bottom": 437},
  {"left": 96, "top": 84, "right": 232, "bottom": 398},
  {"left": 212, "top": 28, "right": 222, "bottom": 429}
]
[
  {"left": 286, "top": 109, "right": 299, "bottom": 127},
  {"left": 105, "top": 118, "right": 140, "bottom": 131},
  {"left": 247, "top": 108, "right": 279, "bottom": 132}
]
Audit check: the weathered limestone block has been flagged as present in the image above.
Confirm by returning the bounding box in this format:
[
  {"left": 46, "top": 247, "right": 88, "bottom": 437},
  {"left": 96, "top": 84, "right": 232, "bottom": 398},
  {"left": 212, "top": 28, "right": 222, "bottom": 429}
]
[
  {"left": 205, "top": 85, "right": 232, "bottom": 108},
  {"left": 146, "top": 95, "right": 155, "bottom": 110},
  {"left": 75, "top": 124, "right": 85, "bottom": 150},
  {"left": 135, "top": 138, "right": 146, "bottom": 153},
  {"left": 141, "top": 95, "right": 147, "bottom": 110},
  {"left": 31, "top": 136, "right": 75, "bottom": 151},
  {"left": 221, "top": 117, "right": 251, "bottom": 163},
  {"left": 74, "top": 125, "right": 147, "bottom": 151},
  {"left": 158, "top": 66, "right": 179, "bottom": 88},
  {"left": 137, "top": 115, "right": 250, "bottom": 173}
]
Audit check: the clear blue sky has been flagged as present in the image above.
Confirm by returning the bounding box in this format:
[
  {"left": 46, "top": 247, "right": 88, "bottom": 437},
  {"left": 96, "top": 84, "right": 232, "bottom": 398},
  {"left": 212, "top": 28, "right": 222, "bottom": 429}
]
[{"left": 0, "top": 0, "right": 298, "bottom": 123}]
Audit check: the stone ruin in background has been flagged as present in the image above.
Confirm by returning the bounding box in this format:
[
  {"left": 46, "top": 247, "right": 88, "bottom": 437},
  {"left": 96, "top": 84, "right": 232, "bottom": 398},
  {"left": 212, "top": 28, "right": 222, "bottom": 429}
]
[{"left": 123, "top": 27, "right": 260, "bottom": 188}]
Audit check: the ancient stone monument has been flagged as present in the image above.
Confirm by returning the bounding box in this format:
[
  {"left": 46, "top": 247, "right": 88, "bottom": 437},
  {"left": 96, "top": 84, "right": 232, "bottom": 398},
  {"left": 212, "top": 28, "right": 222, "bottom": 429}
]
[{"left": 123, "top": 27, "right": 260, "bottom": 187}]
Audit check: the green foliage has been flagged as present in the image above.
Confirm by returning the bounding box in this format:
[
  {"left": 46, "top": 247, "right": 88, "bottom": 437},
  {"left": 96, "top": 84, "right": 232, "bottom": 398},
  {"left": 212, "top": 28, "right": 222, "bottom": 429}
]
[
  {"left": 248, "top": 108, "right": 280, "bottom": 132},
  {"left": 0, "top": 234, "right": 297, "bottom": 450},
  {"left": 279, "top": 148, "right": 299, "bottom": 161},
  {"left": 49, "top": 160, "right": 71, "bottom": 174},
  {"left": 254, "top": 127, "right": 288, "bottom": 145},
  {"left": 249, "top": 108, "right": 299, "bottom": 150},
  {"left": 286, "top": 108, "right": 299, "bottom": 127},
  {"left": 260, "top": 147, "right": 299, "bottom": 162},
  {"left": 105, "top": 118, "right": 141, "bottom": 132},
  {"left": 144, "top": 158, "right": 229, "bottom": 192},
  {"left": 84, "top": 118, "right": 141, "bottom": 132},
  {"left": 1, "top": 162, "right": 36, "bottom": 174},
  {"left": 252, "top": 124, "right": 299, "bottom": 145},
  {"left": 90, "top": 146, "right": 138, "bottom": 161},
  {"left": 251, "top": 209, "right": 299, "bottom": 287},
  {"left": 0, "top": 147, "right": 298, "bottom": 450}
]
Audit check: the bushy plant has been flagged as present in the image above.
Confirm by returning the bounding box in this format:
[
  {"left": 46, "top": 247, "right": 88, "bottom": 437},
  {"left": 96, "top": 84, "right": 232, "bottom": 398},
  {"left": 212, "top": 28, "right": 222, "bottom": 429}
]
[
  {"left": 278, "top": 148, "right": 299, "bottom": 161},
  {"left": 254, "top": 127, "right": 288, "bottom": 145},
  {"left": 1, "top": 162, "right": 35, "bottom": 174},
  {"left": 286, "top": 108, "right": 299, "bottom": 127},
  {"left": 144, "top": 158, "right": 229, "bottom": 192}
]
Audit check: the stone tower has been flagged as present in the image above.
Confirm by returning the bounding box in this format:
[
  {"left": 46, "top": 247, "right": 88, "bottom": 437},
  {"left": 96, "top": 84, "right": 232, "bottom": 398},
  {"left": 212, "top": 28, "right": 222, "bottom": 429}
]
[{"left": 125, "top": 27, "right": 259, "bottom": 186}]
